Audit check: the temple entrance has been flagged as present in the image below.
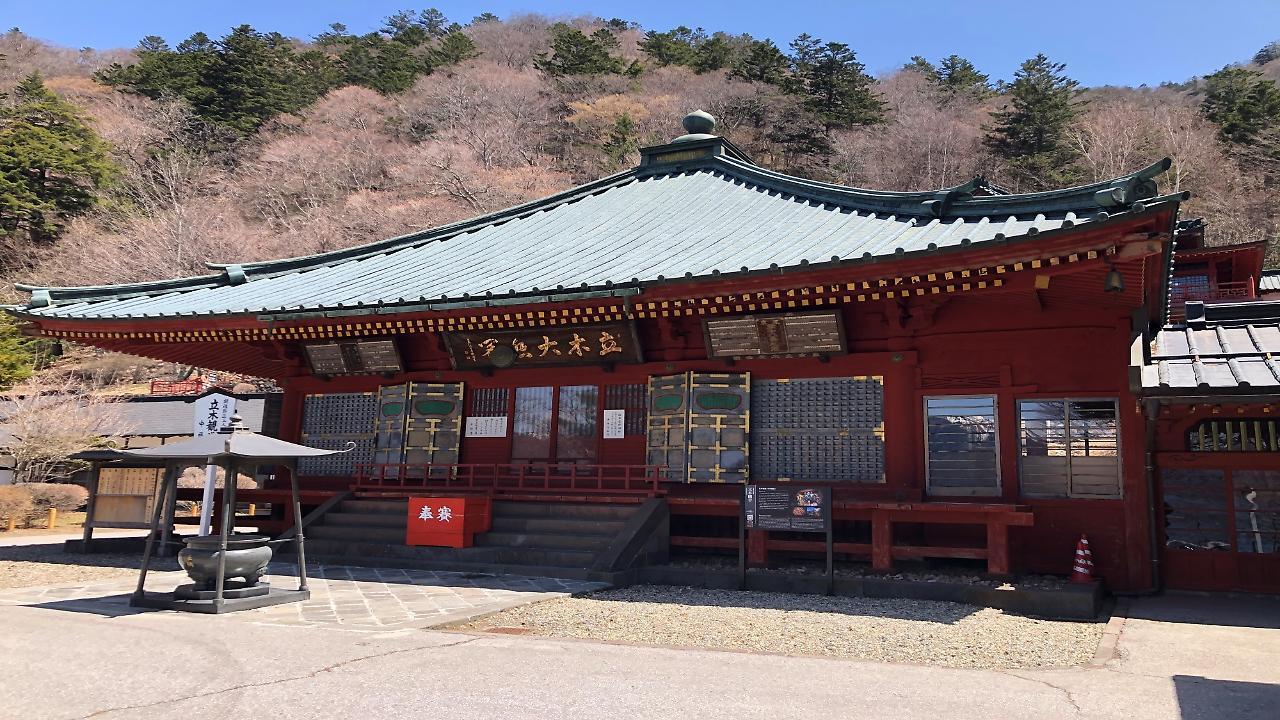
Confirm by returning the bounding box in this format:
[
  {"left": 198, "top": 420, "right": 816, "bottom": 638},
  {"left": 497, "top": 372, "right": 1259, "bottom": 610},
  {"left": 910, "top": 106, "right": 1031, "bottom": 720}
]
[{"left": 511, "top": 385, "right": 600, "bottom": 464}]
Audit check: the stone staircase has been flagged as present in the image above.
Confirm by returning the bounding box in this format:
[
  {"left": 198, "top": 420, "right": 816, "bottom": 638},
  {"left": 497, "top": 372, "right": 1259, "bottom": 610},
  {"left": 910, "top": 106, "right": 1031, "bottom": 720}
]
[{"left": 300, "top": 497, "right": 665, "bottom": 581}]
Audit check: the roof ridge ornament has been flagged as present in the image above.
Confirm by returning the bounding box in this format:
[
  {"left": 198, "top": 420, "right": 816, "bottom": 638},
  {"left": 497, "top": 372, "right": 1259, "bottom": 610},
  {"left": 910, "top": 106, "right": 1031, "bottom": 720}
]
[{"left": 673, "top": 110, "right": 717, "bottom": 143}]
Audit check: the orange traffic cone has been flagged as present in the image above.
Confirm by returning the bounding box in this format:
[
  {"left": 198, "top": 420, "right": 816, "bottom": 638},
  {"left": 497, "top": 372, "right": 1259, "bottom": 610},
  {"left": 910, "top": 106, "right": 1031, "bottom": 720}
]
[{"left": 1070, "top": 534, "right": 1095, "bottom": 584}]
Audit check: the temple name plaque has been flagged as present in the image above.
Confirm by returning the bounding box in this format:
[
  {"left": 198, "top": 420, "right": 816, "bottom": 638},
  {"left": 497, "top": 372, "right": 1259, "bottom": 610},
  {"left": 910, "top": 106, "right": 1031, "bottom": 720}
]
[
  {"left": 704, "top": 311, "right": 845, "bottom": 359},
  {"left": 445, "top": 322, "right": 642, "bottom": 370}
]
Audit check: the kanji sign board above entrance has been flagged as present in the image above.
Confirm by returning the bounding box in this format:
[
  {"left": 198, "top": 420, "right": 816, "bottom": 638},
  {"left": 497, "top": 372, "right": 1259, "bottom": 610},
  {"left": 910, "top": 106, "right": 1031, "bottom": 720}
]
[
  {"left": 704, "top": 311, "right": 845, "bottom": 359},
  {"left": 303, "top": 339, "right": 403, "bottom": 375},
  {"left": 444, "top": 322, "right": 642, "bottom": 369}
]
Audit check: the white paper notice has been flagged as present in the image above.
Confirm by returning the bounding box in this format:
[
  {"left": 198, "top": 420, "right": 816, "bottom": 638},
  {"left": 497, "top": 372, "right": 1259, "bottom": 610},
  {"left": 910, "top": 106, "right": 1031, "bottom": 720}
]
[
  {"left": 465, "top": 416, "right": 508, "bottom": 438},
  {"left": 603, "top": 409, "right": 626, "bottom": 439}
]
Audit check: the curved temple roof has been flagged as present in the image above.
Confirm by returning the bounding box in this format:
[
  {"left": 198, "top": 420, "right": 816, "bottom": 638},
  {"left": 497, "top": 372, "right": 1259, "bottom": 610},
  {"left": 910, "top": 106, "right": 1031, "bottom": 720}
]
[{"left": 9, "top": 117, "right": 1185, "bottom": 322}]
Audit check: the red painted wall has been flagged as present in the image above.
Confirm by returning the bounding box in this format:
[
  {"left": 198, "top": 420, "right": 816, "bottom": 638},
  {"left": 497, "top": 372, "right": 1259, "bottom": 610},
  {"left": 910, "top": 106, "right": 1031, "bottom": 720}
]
[{"left": 275, "top": 256, "right": 1159, "bottom": 590}]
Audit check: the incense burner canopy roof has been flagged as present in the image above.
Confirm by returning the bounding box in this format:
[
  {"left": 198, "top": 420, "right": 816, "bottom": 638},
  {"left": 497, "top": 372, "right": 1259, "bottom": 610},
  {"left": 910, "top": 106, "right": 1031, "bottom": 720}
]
[{"left": 11, "top": 111, "right": 1183, "bottom": 322}]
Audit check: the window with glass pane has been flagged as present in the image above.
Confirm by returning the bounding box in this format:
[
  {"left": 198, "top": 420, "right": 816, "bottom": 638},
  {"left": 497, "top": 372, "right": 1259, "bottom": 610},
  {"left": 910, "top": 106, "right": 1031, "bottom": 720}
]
[
  {"left": 1161, "top": 468, "right": 1230, "bottom": 551},
  {"left": 1018, "top": 399, "right": 1120, "bottom": 498},
  {"left": 1234, "top": 470, "right": 1280, "bottom": 554},
  {"left": 924, "top": 396, "right": 999, "bottom": 495},
  {"left": 511, "top": 387, "right": 553, "bottom": 460},
  {"left": 556, "top": 385, "right": 599, "bottom": 461}
]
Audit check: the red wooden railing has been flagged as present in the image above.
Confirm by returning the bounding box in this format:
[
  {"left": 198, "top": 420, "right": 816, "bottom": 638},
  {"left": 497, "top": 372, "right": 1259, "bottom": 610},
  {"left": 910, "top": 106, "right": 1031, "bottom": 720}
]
[
  {"left": 354, "top": 463, "right": 666, "bottom": 496},
  {"left": 1169, "top": 279, "right": 1256, "bottom": 322}
]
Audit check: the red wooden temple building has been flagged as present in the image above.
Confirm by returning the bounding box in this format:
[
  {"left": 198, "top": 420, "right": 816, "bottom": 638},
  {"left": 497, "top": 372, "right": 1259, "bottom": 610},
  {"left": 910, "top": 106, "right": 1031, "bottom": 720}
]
[{"left": 7, "top": 112, "right": 1277, "bottom": 594}]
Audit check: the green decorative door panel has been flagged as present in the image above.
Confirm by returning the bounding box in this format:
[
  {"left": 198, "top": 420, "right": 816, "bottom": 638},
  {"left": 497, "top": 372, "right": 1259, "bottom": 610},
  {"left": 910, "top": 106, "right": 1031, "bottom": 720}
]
[
  {"left": 373, "top": 384, "right": 409, "bottom": 471},
  {"left": 404, "top": 382, "right": 464, "bottom": 477},
  {"left": 687, "top": 372, "right": 750, "bottom": 483},
  {"left": 646, "top": 374, "right": 690, "bottom": 483},
  {"left": 647, "top": 372, "right": 751, "bottom": 484}
]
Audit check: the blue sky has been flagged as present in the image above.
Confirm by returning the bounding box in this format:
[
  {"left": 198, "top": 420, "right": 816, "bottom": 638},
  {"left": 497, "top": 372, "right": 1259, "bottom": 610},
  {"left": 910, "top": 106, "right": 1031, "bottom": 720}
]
[{"left": 8, "top": 0, "right": 1280, "bottom": 87}]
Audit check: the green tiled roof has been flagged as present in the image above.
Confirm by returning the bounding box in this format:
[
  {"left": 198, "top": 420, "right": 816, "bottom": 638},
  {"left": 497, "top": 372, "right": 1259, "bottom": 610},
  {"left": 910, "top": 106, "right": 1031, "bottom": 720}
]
[{"left": 9, "top": 132, "right": 1184, "bottom": 321}]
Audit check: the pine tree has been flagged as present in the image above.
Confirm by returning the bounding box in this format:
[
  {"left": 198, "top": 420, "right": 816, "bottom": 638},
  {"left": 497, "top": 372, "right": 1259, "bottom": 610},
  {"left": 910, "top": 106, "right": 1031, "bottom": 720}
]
[
  {"left": 602, "top": 113, "right": 638, "bottom": 169},
  {"left": 984, "top": 54, "right": 1085, "bottom": 190},
  {"left": 905, "top": 56, "right": 936, "bottom": 76},
  {"left": 787, "top": 35, "right": 885, "bottom": 129},
  {"left": 1200, "top": 66, "right": 1280, "bottom": 146},
  {"left": 433, "top": 31, "right": 479, "bottom": 66},
  {"left": 99, "top": 26, "right": 338, "bottom": 133},
  {"left": 0, "top": 313, "right": 43, "bottom": 390},
  {"left": 639, "top": 29, "right": 696, "bottom": 67},
  {"left": 732, "top": 39, "right": 789, "bottom": 85},
  {"left": 534, "top": 24, "right": 625, "bottom": 76},
  {"left": 0, "top": 73, "right": 117, "bottom": 250},
  {"left": 935, "top": 55, "right": 991, "bottom": 99},
  {"left": 1254, "top": 40, "right": 1280, "bottom": 66},
  {"left": 692, "top": 35, "right": 733, "bottom": 73}
]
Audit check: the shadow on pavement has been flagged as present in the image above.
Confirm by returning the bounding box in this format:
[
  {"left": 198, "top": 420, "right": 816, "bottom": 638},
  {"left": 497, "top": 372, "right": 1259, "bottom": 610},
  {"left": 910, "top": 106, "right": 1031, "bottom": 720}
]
[
  {"left": 29, "top": 594, "right": 156, "bottom": 618},
  {"left": 1126, "top": 593, "right": 1280, "bottom": 629},
  {"left": 1174, "top": 675, "right": 1280, "bottom": 719}
]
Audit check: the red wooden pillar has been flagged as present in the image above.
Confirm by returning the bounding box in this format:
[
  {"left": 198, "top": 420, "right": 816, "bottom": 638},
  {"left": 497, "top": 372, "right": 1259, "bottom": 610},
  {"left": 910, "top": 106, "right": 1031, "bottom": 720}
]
[
  {"left": 986, "top": 520, "right": 1011, "bottom": 576},
  {"left": 871, "top": 511, "right": 893, "bottom": 571}
]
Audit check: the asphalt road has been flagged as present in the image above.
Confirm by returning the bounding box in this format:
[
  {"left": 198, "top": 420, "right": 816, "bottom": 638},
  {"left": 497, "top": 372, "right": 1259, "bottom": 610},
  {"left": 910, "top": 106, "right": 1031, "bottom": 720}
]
[{"left": 1, "top": 592, "right": 1277, "bottom": 719}]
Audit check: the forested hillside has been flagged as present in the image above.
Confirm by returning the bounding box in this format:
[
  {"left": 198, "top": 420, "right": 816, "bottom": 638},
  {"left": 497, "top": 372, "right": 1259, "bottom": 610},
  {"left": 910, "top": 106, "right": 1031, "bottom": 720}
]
[{"left": 1, "top": 11, "right": 1279, "bottom": 383}]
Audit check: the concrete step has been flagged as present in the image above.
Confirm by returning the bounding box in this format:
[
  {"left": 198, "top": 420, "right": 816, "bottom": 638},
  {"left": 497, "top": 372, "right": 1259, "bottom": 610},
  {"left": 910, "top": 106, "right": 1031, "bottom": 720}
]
[
  {"left": 492, "top": 502, "right": 636, "bottom": 521},
  {"left": 474, "top": 531, "right": 612, "bottom": 551},
  {"left": 489, "top": 516, "right": 625, "bottom": 535},
  {"left": 304, "top": 539, "right": 598, "bottom": 570},
  {"left": 296, "top": 548, "right": 624, "bottom": 583},
  {"left": 322, "top": 512, "right": 408, "bottom": 529},
  {"left": 339, "top": 499, "right": 407, "bottom": 515},
  {"left": 309, "top": 525, "right": 406, "bottom": 544}
]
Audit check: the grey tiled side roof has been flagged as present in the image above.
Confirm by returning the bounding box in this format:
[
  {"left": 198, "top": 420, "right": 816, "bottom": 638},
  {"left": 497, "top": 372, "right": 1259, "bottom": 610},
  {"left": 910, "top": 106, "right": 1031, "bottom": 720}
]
[
  {"left": 1262, "top": 270, "right": 1280, "bottom": 292},
  {"left": 1143, "top": 322, "right": 1280, "bottom": 393},
  {"left": 9, "top": 148, "right": 1182, "bottom": 321},
  {"left": 0, "top": 396, "right": 269, "bottom": 442}
]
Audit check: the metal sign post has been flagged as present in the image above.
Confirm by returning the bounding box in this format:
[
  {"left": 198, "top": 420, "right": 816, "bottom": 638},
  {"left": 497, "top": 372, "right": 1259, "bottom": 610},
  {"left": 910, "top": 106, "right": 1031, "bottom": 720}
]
[{"left": 192, "top": 392, "right": 236, "bottom": 536}]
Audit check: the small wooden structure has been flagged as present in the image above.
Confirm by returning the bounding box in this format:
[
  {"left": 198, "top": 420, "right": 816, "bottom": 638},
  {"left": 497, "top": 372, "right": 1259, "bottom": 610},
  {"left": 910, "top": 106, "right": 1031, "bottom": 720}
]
[{"left": 121, "top": 416, "right": 350, "bottom": 613}]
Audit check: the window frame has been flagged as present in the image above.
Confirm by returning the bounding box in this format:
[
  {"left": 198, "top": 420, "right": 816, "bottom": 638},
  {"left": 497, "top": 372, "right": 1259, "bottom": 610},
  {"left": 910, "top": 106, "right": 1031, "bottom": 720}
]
[
  {"left": 923, "top": 394, "right": 1002, "bottom": 497},
  {"left": 1016, "top": 397, "right": 1123, "bottom": 500}
]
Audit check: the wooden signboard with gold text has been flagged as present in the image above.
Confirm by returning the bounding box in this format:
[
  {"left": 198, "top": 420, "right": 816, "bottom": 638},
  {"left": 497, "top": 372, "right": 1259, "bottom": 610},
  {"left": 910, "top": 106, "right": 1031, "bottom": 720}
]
[
  {"left": 444, "top": 322, "right": 642, "bottom": 369},
  {"left": 703, "top": 310, "right": 846, "bottom": 359}
]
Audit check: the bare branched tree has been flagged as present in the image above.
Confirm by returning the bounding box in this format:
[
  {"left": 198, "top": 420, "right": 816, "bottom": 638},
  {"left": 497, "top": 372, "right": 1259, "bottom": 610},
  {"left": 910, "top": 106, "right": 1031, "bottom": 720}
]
[{"left": 3, "top": 375, "right": 131, "bottom": 484}]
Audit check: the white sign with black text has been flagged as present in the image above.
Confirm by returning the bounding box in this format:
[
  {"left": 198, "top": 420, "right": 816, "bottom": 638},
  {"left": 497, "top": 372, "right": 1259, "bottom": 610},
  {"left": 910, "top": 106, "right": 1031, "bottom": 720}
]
[
  {"left": 192, "top": 392, "right": 237, "bottom": 536},
  {"left": 602, "top": 409, "right": 627, "bottom": 439},
  {"left": 465, "top": 416, "right": 508, "bottom": 438}
]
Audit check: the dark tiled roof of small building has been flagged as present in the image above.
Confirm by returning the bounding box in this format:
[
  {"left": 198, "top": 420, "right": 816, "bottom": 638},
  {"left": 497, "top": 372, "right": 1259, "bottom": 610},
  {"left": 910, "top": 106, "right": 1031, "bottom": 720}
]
[
  {"left": 0, "top": 395, "right": 272, "bottom": 443},
  {"left": 1143, "top": 313, "right": 1280, "bottom": 393}
]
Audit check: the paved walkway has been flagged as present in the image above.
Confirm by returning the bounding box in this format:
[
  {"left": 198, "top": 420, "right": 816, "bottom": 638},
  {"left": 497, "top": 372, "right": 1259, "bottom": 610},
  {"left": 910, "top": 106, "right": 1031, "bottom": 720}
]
[
  {"left": 0, "top": 563, "right": 607, "bottom": 631},
  {"left": 0, "top": 573, "right": 1277, "bottom": 719}
]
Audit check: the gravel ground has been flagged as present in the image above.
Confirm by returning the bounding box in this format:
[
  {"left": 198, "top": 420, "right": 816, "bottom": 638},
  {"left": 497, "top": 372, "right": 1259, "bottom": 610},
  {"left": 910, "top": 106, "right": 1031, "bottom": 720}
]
[
  {"left": 0, "top": 544, "right": 142, "bottom": 590},
  {"left": 669, "top": 555, "right": 1069, "bottom": 590},
  {"left": 456, "top": 585, "right": 1103, "bottom": 669}
]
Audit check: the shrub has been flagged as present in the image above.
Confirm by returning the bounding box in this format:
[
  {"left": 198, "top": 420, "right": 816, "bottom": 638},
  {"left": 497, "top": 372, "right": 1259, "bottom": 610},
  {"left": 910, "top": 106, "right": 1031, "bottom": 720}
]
[
  {"left": 0, "top": 486, "right": 35, "bottom": 527},
  {"left": 25, "top": 483, "right": 89, "bottom": 514}
]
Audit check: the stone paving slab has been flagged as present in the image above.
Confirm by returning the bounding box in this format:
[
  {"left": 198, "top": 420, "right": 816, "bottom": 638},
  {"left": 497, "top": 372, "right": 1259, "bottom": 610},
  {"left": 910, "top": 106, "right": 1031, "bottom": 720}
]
[{"left": 0, "top": 562, "right": 607, "bottom": 632}]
